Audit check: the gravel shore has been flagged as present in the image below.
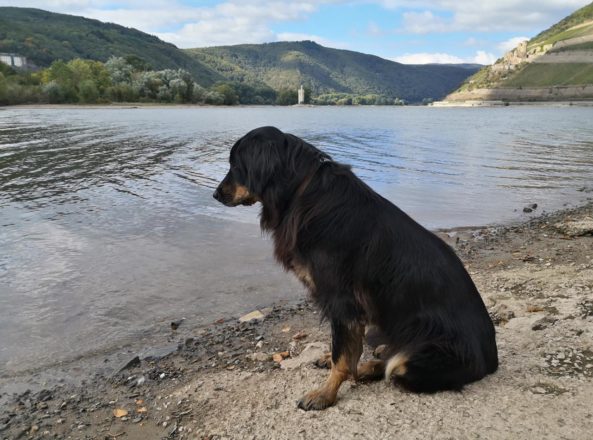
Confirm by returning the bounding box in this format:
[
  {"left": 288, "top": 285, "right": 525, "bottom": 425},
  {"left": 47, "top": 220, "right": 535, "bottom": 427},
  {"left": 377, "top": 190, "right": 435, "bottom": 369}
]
[{"left": 2, "top": 203, "right": 593, "bottom": 439}]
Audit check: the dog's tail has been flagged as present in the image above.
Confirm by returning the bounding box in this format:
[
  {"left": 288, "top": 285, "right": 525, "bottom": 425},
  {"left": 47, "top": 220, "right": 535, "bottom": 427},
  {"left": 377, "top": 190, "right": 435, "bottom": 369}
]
[
  {"left": 384, "top": 352, "right": 409, "bottom": 380},
  {"left": 385, "top": 344, "right": 482, "bottom": 393}
]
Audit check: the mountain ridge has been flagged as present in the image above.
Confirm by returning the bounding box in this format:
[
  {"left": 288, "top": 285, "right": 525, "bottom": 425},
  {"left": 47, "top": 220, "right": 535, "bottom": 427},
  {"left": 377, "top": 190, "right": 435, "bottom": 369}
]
[{"left": 185, "top": 41, "right": 480, "bottom": 103}]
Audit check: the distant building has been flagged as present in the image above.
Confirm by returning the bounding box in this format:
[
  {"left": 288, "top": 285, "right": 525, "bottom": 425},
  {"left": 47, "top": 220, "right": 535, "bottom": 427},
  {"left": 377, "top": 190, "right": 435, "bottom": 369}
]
[
  {"left": 0, "top": 53, "right": 28, "bottom": 68},
  {"left": 298, "top": 85, "right": 305, "bottom": 104}
]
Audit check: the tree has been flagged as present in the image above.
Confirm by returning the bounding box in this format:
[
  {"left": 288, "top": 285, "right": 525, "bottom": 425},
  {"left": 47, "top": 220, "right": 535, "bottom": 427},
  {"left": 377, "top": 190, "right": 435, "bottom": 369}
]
[
  {"left": 204, "top": 90, "right": 224, "bottom": 105},
  {"left": 0, "top": 72, "right": 7, "bottom": 103},
  {"left": 276, "top": 88, "right": 297, "bottom": 105},
  {"left": 42, "top": 60, "right": 77, "bottom": 102},
  {"left": 106, "top": 57, "right": 134, "bottom": 84},
  {"left": 212, "top": 83, "right": 239, "bottom": 105},
  {"left": 78, "top": 79, "right": 99, "bottom": 103}
]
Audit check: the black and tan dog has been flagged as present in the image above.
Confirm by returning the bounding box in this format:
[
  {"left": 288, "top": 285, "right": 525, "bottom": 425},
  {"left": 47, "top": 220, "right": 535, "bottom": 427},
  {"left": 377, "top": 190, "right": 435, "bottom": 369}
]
[{"left": 213, "top": 126, "right": 498, "bottom": 411}]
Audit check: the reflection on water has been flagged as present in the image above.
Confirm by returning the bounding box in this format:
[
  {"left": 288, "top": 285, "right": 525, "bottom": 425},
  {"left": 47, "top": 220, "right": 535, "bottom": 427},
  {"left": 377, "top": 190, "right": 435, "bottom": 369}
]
[{"left": 1, "top": 106, "right": 593, "bottom": 375}]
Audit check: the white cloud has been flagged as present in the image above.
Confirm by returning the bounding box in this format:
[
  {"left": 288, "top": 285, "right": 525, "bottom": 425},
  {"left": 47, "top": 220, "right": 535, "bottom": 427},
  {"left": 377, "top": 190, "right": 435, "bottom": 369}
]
[
  {"left": 0, "top": 0, "right": 333, "bottom": 48},
  {"left": 1, "top": 0, "right": 591, "bottom": 51},
  {"left": 392, "top": 50, "right": 496, "bottom": 65},
  {"left": 497, "top": 36, "right": 530, "bottom": 53},
  {"left": 393, "top": 52, "right": 464, "bottom": 64},
  {"left": 390, "top": 0, "right": 591, "bottom": 33},
  {"left": 367, "top": 21, "right": 383, "bottom": 36},
  {"left": 473, "top": 50, "right": 497, "bottom": 65},
  {"left": 400, "top": 10, "right": 449, "bottom": 34}
]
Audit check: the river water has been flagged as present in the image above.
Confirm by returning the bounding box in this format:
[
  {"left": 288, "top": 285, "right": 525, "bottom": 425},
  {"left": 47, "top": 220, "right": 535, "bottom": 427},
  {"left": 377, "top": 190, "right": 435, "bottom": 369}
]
[{"left": 1, "top": 105, "right": 593, "bottom": 377}]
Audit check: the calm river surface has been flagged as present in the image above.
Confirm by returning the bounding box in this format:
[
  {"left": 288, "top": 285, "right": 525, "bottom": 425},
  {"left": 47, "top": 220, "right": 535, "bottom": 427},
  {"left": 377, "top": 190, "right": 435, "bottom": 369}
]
[{"left": 1, "top": 105, "right": 593, "bottom": 377}]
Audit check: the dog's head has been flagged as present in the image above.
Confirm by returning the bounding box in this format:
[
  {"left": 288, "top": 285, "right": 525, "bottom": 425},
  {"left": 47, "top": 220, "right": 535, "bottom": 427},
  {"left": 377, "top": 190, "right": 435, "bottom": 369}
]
[{"left": 213, "top": 126, "right": 331, "bottom": 211}]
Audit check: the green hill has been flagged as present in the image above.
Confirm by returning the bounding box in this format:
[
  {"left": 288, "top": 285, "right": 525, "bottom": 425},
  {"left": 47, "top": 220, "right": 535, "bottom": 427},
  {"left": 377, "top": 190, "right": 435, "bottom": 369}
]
[
  {"left": 186, "top": 41, "right": 480, "bottom": 103},
  {"left": 445, "top": 2, "right": 593, "bottom": 102},
  {"left": 0, "top": 7, "right": 222, "bottom": 85}
]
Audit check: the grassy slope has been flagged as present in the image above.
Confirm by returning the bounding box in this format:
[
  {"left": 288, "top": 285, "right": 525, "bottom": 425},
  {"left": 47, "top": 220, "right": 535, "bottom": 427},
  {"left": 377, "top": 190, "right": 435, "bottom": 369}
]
[
  {"left": 186, "top": 41, "right": 479, "bottom": 102},
  {"left": 504, "top": 63, "right": 593, "bottom": 87},
  {"left": 0, "top": 7, "right": 222, "bottom": 85},
  {"left": 530, "top": 3, "right": 593, "bottom": 46}
]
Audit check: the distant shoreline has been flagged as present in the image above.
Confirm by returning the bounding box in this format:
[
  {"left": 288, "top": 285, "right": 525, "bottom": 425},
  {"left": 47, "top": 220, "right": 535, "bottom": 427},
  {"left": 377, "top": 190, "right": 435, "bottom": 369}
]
[
  {"left": 432, "top": 100, "right": 593, "bottom": 107},
  {"left": 4, "top": 101, "right": 593, "bottom": 110}
]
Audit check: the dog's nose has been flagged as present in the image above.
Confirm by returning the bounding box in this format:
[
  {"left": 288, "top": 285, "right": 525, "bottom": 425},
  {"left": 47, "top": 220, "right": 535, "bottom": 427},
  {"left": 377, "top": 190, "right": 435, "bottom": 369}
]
[{"left": 213, "top": 189, "right": 221, "bottom": 201}]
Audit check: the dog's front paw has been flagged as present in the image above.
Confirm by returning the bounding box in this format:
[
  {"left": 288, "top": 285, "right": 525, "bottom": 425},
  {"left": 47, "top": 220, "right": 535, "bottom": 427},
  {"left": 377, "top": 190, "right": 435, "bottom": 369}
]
[{"left": 297, "top": 389, "right": 336, "bottom": 411}]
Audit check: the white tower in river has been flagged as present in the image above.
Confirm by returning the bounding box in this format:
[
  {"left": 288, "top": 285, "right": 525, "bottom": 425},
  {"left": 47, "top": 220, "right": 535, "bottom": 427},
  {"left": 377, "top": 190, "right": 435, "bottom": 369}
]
[{"left": 298, "top": 85, "right": 305, "bottom": 104}]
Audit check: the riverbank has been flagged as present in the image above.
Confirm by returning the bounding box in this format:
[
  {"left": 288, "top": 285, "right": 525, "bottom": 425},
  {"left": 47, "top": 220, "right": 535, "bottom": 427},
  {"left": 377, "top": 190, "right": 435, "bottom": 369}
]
[
  {"left": 432, "top": 99, "right": 593, "bottom": 107},
  {"left": 2, "top": 204, "right": 593, "bottom": 439}
]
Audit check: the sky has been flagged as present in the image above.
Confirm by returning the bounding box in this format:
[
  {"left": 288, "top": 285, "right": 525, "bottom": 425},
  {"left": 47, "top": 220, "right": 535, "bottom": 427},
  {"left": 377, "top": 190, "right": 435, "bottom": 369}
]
[{"left": 1, "top": 0, "right": 591, "bottom": 64}]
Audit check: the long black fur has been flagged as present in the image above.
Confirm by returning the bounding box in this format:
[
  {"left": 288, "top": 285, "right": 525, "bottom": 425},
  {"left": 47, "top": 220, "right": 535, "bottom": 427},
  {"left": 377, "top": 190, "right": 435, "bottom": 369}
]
[{"left": 214, "top": 126, "right": 498, "bottom": 393}]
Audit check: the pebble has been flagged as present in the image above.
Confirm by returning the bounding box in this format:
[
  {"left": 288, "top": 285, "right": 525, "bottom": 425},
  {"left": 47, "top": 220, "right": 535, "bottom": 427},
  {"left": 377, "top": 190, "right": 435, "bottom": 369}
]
[{"left": 239, "top": 310, "right": 265, "bottom": 323}]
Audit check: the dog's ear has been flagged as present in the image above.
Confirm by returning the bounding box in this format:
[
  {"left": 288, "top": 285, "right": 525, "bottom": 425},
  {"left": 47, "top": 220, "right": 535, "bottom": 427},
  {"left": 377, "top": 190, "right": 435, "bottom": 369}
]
[{"left": 242, "top": 137, "right": 284, "bottom": 196}]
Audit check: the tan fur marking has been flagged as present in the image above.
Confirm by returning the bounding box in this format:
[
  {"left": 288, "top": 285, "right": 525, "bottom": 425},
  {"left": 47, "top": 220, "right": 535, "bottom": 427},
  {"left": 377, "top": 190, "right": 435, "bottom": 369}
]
[
  {"left": 315, "top": 352, "right": 332, "bottom": 369},
  {"left": 385, "top": 352, "right": 409, "bottom": 381},
  {"left": 301, "top": 356, "right": 349, "bottom": 408},
  {"left": 231, "top": 184, "right": 259, "bottom": 205},
  {"left": 291, "top": 262, "right": 315, "bottom": 290},
  {"left": 357, "top": 359, "right": 386, "bottom": 381}
]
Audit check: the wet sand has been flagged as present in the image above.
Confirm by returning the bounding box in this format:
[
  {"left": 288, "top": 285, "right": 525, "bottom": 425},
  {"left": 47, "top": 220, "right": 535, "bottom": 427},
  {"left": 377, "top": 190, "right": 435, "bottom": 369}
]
[{"left": 2, "top": 203, "right": 593, "bottom": 439}]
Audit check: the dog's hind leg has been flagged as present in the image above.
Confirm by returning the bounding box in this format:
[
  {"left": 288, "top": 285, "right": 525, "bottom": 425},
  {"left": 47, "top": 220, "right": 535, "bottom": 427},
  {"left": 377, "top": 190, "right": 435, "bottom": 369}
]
[
  {"left": 298, "top": 321, "right": 363, "bottom": 411},
  {"left": 314, "top": 352, "right": 332, "bottom": 369},
  {"left": 357, "top": 359, "right": 385, "bottom": 382}
]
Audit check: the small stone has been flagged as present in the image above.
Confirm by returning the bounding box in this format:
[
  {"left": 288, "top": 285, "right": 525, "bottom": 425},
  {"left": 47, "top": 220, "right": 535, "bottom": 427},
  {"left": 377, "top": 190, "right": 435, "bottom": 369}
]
[
  {"left": 292, "top": 330, "right": 308, "bottom": 340},
  {"left": 281, "top": 342, "right": 330, "bottom": 370},
  {"left": 113, "top": 408, "right": 128, "bottom": 418},
  {"left": 170, "top": 318, "right": 185, "bottom": 330},
  {"left": 532, "top": 317, "right": 558, "bottom": 331},
  {"left": 246, "top": 352, "right": 271, "bottom": 362},
  {"left": 554, "top": 218, "right": 593, "bottom": 237},
  {"left": 255, "top": 341, "right": 264, "bottom": 349},
  {"left": 118, "top": 356, "right": 141, "bottom": 373},
  {"left": 239, "top": 310, "right": 266, "bottom": 322}
]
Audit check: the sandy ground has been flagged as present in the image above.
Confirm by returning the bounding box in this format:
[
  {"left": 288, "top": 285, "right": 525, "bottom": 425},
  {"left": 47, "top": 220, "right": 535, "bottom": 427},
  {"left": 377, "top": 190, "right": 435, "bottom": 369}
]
[{"left": 2, "top": 204, "right": 593, "bottom": 439}]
